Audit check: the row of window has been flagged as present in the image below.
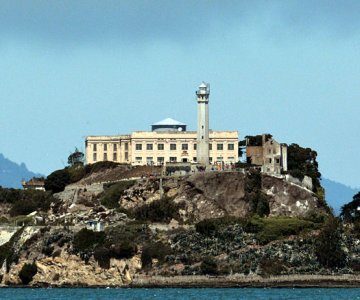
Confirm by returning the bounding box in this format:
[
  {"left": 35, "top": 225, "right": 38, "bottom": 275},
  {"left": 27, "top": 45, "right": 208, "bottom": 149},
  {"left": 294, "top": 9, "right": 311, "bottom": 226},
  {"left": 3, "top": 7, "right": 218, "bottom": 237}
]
[
  {"left": 92, "top": 152, "right": 129, "bottom": 162},
  {"left": 267, "top": 158, "right": 281, "bottom": 164},
  {"left": 92, "top": 143, "right": 129, "bottom": 152},
  {"left": 92, "top": 152, "right": 236, "bottom": 163},
  {"left": 135, "top": 143, "right": 235, "bottom": 151},
  {"left": 134, "top": 157, "right": 235, "bottom": 163}
]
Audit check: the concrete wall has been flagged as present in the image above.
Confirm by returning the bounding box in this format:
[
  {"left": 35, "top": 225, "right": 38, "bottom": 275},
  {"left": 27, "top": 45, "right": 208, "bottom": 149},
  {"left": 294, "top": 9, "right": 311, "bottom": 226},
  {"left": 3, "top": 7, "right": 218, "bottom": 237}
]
[{"left": 246, "top": 146, "right": 263, "bottom": 165}]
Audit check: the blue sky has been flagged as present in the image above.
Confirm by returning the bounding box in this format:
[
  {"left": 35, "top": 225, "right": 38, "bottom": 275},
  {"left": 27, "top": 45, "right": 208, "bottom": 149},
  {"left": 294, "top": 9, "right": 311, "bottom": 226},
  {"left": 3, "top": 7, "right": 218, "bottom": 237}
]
[{"left": 1, "top": 1, "right": 360, "bottom": 187}]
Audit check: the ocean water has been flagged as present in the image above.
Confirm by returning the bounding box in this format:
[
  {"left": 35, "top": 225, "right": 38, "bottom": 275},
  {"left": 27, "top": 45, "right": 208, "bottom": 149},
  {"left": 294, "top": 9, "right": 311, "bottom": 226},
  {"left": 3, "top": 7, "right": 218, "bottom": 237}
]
[{"left": 0, "top": 288, "right": 359, "bottom": 300}]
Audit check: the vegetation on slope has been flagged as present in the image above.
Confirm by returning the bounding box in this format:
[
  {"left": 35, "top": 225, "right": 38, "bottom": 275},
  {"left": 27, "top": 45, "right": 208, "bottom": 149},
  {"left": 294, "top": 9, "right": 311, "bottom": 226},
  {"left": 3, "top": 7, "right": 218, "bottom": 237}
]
[
  {"left": 19, "top": 263, "right": 37, "bottom": 284},
  {"left": 132, "top": 196, "right": 181, "bottom": 223},
  {"left": 100, "top": 180, "right": 136, "bottom": 209},
  {"left": 45, "top": 161, "right": 121, "bottom": 193},
  {"left": 195, "top": 215, "right": 320, "bottom": 245},
  {"left": 0, "top": 187, "right": 57, "bottom": 217}
]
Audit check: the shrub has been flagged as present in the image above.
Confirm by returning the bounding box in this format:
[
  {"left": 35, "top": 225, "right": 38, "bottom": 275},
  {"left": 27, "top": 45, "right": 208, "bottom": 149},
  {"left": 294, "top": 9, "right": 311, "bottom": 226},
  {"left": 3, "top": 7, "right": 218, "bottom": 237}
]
[
  {"left": 67, "top": 165, "right": 86, "bottom": 183},
  {"left": 9, "top": 191, "right": 56, "bottom": 217},
  {"left": 111, "top": 241, "right": 137, "bottom": 259},
  {"left": 0, "top": 187, "right": 57, "bottom": 217},
  {"left": 94, "top": 247, "right": 111, "bottom": 269},
  {"left": 287, "top": 144, "right": 321, "bottom": 191},
  {"left": 200, "top": 257, "right": 218, "bottom": 275},
  {"left": 100, "top": 180, "right": 136, "bottom": 209},
  {"left": 245, "top": 169, "right": 262, "bottom": 193},
  {"left": 315, "top": 216, "right": 346, "bottom": 268},
  {"left": 0, "top": 187, "right": 21, "bottom": 204},
  {"left": 250, "top": 192, "right": 270, "bottom": 217},
  {"left": 195, "top": 216, "right": 247, "bottom": 236},
  {"left": 19, "top": 263, "right": 37, "bottom": 284},
  {"left": 195, "top": 219, "right": 217, "bottom": 235},
  {"left": 42, "top": 245, "right": 54, "bottom": 256},
  {"left": 84, "top": 161, "right": 120, "bottom": 175},
  {"left": 45, "top": 169, "right": 71, "bottom": 193},
  {"left": 133, "top": 196, "right": 179, "bottom": 223},
  {"left": 341, "top": 192, "right": 360, "bottom": 223},
  {"left": 73, "top": 228, "right": 106, "bottom": 253},
  {"left": 141, "top": 242, "right": 172, "bottom": 268},
  {"left": 247, "top": 217, "right": 315, "bottom": 245},
  {"left": 259, "top": 258, "right": 285, "bottom": 276}
]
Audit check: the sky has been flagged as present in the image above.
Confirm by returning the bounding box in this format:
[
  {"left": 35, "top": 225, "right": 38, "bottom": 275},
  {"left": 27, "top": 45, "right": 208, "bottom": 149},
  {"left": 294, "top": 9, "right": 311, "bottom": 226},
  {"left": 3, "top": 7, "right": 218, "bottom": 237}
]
[{"left": 1, "top": 1, "right": 360, "bottom": 187}]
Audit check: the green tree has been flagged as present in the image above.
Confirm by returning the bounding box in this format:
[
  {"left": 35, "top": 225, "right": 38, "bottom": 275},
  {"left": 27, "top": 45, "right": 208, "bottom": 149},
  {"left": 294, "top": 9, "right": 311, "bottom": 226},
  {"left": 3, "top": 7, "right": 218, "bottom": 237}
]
[
  {"left": 287, "top": 144, "right": 321, "bottom": 190},
  {"left": 19, "top": 263, "right": 37, "bottom": 284},
  {"left": 44, "top": 169, "right": 71, "bottom": 193},
  {"left": 200, "top": 256, "right": 218, "bottom": 275},
  {"left": 68, "top": 148, "right": 84, "bottom": 166},
  {"left": 315, "top": 216, "right": 346, "bottom": 268},
  {"left": 340, "top": 192, "right": 360, "bottom": 223}
]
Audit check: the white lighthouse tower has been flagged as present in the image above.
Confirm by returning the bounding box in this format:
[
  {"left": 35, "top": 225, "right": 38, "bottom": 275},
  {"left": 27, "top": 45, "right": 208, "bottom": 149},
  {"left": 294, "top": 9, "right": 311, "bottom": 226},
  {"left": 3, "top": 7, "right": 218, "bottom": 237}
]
[{"left": 196, "top": 82, "right": 210, "bottom": 166}]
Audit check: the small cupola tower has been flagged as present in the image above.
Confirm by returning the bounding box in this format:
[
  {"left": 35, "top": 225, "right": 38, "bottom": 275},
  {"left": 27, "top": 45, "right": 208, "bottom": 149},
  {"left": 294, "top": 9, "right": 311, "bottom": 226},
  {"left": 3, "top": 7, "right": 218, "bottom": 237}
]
[{"left": 196, "top": 82, "right": 210, "bottom": 166}]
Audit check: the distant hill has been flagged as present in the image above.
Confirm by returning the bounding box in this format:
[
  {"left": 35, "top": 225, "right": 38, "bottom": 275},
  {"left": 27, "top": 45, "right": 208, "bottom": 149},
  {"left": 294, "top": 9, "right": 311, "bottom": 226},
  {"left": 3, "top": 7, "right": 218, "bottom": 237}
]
[
  {"left": 0, "top": 153, "right": 42, "bottom": 189},
  {"left": 321, "top": 178, "right": 359, "bottom": 216}
]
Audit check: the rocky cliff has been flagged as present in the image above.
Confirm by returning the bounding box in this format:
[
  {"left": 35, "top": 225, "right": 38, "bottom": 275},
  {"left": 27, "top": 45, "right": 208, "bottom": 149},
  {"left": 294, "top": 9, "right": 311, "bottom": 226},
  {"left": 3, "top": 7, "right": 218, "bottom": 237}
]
[{"left": 0, "top": 168, "right": 353, "bottom": 287}]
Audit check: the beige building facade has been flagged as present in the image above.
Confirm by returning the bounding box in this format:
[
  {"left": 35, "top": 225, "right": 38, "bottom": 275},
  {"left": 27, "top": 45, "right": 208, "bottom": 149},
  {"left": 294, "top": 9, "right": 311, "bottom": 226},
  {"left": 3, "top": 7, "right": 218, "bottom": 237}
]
[{"left": 85, "top": 128, "right": 238, "bottom": 166}]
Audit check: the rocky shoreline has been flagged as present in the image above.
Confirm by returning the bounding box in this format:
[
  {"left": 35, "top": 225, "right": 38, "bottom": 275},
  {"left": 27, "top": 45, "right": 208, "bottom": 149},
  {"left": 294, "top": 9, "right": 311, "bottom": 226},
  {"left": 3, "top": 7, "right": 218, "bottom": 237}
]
[
  {"left": 2, "top": 275, "right": 360, "bottom": 288},
  {"left": 129, "top": 274, "right": 360, "bottom": 288}
]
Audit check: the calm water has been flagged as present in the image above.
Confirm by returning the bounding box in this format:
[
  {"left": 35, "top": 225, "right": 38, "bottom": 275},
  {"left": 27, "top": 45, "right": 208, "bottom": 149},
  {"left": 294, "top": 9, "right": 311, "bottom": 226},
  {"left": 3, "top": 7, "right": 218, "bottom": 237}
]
[{"left": 0, "top": 288, "right": 359, "bottom": 300}]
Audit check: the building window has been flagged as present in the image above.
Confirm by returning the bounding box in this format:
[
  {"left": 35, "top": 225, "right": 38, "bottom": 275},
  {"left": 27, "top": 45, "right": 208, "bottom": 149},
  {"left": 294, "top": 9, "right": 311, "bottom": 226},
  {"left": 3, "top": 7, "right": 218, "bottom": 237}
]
[
  {"left": 146, "top": 157, "right": 153, "bottom": 164},
  {"left": 170, "top": 157, "right": 177, "bottom": 162},
  {"left": 209, "top": 157, "right": 213, "bottom": 163},
  {"left": 146, "top": 144, "right": 153, "bottom": 151},
  {"left": 93, "top": 144, "right": 97, "bottom": 151},
  {"left": 170, "top": 144, "right": 176, "bottom": 150},
  {"left": 228, "top": 157, "right": 234, "bottom": 161},
  {"left": 217, "top": 157, "right": 223, "bottom": 162},
  {"left": 193, "top": 144, "right": 197, "bottom": 150},
  {"left": 135, "top": 157, "right": 142, "bottom": 161},
  {"left": 93, "top": 153, "right": 97, "bottom": 161},
  {"left": 217, "top": 144, "right": 224, "bottom": 151},
  {"left": 158, "top": 143, "right": 164, "bottom": 150},
  {"left": 125, "top": 142, "right": 129, "bottom": 151},
  {"left": 182, "top": 144, "right": 188, "bottom": 151},
  {"left": 113, "top": 144, "right": 117, "bottom": 151},
  {"left": 113, "top": 153, "right": 117, "bottom": 161},
  {"left": 209, "top": 144, "right": 212, "bottom": 150},
  {"left": 268, "top": 149, "right": 271, "bottom": 154},
  {"left": 104, "top": 153, "right": 108, "bottom": 161},
  {"left": 125, "top": 152, "right": 128, "bottom": 160},
  {"left": 193, "top": 157, "right": 197, "bottom": 162},
  {"left": 136, "top": 144, "right": 142, "bottom": 151},
  {"left": 228, "top": 143, "right": 234, "bottom": 150},
  {"left": 268, "top": 158, "right": 272, "bottom": 163},
  {"left": 157, "top": 157, "right": 164, "bottom": 163},
  {"left": 275, "top": 158, "right": 280, "bottom": 164},
  {"left": 104, "top": 144, "right": 107, "bottom": 151}
]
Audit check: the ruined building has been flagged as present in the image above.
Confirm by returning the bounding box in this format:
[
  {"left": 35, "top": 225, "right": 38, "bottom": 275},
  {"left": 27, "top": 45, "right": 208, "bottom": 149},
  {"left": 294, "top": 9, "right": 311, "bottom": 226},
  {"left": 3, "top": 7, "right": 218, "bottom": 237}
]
[{"left": 246, "top": 134, "right": 288, "bottom": 175}]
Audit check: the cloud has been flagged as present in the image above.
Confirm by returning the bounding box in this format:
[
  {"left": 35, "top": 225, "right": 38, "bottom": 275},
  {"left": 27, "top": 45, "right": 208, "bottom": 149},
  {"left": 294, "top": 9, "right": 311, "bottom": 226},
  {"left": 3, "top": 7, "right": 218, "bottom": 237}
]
[{"left": 0, "top": 1, "right": 359, "bottom": 45}]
